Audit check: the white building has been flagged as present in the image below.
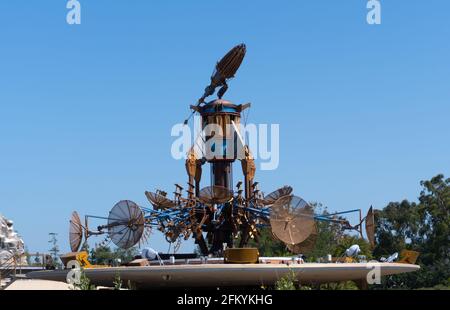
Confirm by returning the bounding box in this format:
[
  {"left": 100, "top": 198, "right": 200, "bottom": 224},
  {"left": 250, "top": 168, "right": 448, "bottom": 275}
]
[{"left": 0, "top": 214, "right": 25, "bottom": 265}]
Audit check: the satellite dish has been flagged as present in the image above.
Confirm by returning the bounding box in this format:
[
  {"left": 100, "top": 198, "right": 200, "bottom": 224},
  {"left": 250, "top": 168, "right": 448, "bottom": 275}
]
[
  {"left": 108, "top": 200, "right": 145, "bottom": 249},
  {"left": 198, "top": 186, "right": 233, "bottom": 204},
  {"left": 145, "top": 191, "right": 176, "bottom": 210},
  {"left": 287, "top": 224, "right": 318, "bottom": 254},
  {"left": 69, "top": 211, "right": 83, "bottom": 252},
  {"left": 270, "top": 195, "right": 315, "bottom": 245},
  {"left": 365, "top": 206, "right": 375, "bottom": 248},
  {"left": 263, "top": 186, "right": 293, "bottom": 205},
  {"left": 216, "top": 43, "right": 246, "bottom": 79}
]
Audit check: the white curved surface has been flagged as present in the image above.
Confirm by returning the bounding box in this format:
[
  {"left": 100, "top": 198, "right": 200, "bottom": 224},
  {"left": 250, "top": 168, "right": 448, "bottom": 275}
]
[
  {"left": 28, "top": 262, "right": 420, "bottom": 288},
  {"left": 5, "top": 279, "right": 71, "bottom": 290}
]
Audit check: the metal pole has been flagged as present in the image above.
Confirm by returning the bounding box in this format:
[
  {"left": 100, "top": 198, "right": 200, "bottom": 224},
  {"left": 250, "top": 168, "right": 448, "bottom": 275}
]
[{"left": 359, "top": 209, "right": 363, "bottom": 238}]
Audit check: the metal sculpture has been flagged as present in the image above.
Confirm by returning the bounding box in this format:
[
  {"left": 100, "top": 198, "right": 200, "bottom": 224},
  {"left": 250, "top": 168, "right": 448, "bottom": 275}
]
[
  {"left": 287, "top": 224, "right": 318, "bottom": 254},
  {"left": 69, "top": 211, "right": 83, "bottom": 252},
  {"left": 198, "top": 43, "right": 247, "bottom": 104},
  {"left": 69, "top": 44, "right": 376, "bottom": 255},
  {"left": 105, "top": 200, "right": 145, "bottom": 249},
  {"left": 365, "top": 206, "right": 375, "bottom": 248},
  {"left": 270, "top": 195, "right": 315, "bottom": 245}
]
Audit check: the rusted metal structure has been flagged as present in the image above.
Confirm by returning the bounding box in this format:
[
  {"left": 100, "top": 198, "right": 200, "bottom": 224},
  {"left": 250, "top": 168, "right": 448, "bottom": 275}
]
[
  {"left": 69, "top": 44, "right": 375, "bottom": 256},
  {"left": 198, "top": 43, "right": 247, "bottom": 104}
]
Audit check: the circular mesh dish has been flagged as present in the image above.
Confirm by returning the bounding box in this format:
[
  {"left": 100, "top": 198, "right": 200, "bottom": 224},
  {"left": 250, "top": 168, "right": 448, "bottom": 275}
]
[
  {"left": 69, "top": 211, "right": 83, "bottom": 252},
  {"left": 216, "top": 44, "right": 246, "bottom": 79},
  {"left": 365, "top": 206, "right": 375, "bottom": 248},
  {"left": 108, "top": 200, "right": 145, "bottom": 249},
  {"left": 263, "top": 186, "right": 293, "bottom": 205},
  {"left": 198, "top": 186, "right": 233, "bottom": 204},
  {"left": 270, "top": 195, "right": 315, "bottom": 245},
  {"left": 287, "top": 224, "right": 318, "bottom": 254},
  {"left": 145, "top": 191, "right": 176, "bottom": 209}
]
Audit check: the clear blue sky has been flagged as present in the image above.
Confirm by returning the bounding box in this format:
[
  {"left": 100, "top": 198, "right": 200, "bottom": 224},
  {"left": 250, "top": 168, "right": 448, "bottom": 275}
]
[{"left": 0, "top": 1, "right": 449, "bottom": 254}]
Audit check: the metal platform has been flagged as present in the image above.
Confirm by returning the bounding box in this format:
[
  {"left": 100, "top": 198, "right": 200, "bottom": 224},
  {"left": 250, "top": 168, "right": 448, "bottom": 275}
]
[{"left": 27, "top": 262, "right": 420, "bottom": 289}]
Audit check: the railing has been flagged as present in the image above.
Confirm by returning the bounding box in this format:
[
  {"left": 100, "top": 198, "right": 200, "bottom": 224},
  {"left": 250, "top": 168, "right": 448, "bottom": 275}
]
[{"left": 0, "top": 252, "right": 17, "bottom": 290}]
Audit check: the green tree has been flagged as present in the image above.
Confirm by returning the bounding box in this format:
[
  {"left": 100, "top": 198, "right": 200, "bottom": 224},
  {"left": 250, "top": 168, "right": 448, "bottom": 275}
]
[
  {"left": 89, "top": 245, "right": 113, "bottom": 265},
  {"left": 114, "top": 247, "right": 139, "bottom": 264},
  {"left": 246, "top": 227, "right": 291, "bottom": 257},
  {"left": 89, "top": 245, "right": 138, "bottom": 265},
  {"left": 307, "top": 203, "right": 345, "bottom": 261},
  {"left": 373, "top": 174, "right": 450, "bottom": 289}
]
